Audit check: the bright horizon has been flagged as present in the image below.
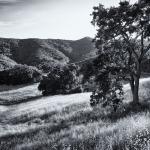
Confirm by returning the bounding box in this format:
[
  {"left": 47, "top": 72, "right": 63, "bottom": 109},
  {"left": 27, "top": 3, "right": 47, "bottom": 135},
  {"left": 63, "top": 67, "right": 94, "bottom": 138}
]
[{"left": 0, "top": 0, "right": 138, "bottom": 40}]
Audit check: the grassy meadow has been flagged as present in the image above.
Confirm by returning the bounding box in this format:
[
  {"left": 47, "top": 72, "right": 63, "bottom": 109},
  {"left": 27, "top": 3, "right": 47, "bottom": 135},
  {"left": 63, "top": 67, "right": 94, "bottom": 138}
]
[{"left": 0, "top": 78, "right": 150, "bottom": 150}]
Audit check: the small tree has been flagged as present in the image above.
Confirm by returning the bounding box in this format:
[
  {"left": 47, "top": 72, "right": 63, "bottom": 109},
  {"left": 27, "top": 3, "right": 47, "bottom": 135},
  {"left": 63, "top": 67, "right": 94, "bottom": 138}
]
[
  {"left": 90, "top": 52, "right": 123, "bottom": 111},
  {"left": 38, "top": 64, "right": 82, "bottom": 95},
  {"left": 91, "top": 0, "right": 150, "bottom": 105},
  {"left": 0, "top": 64, "right": 42, "bottom": 85}
]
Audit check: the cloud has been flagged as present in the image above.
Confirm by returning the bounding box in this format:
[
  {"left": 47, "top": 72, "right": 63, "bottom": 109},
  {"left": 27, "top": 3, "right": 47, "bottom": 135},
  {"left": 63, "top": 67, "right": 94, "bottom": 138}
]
[
  {"left": 0, "top": 0, "right": 46, "bottom": 6},
  {"left": 0, "top": 0, "right": 21, "bottom": 7},
  {"left": 0, "top": 0, "right": 45, "bottom": 22},
  {"left": 0, "top": 21, "right": 13, "bottom": 26}
]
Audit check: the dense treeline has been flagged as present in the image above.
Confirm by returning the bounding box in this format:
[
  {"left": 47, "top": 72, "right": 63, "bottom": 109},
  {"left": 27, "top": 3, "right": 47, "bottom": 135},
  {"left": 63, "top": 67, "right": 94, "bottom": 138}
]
[{"left": 0, "top": 64, "right": 42, "bottom": 85}]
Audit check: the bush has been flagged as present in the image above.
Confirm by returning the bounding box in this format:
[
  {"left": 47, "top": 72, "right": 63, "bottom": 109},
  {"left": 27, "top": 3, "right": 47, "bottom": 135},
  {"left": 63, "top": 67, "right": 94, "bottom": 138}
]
[
  {"left": 66, "top": 85, "right": 83, "bottom": 94},
  {"left": 90, "top": 73, "right": 123, "bottom": 112},
  {"left": 0, "top": 64, "right": 42, "bottom": 85},
  {"left": 38, "top": 64, "right": 82, "bottom": 95},
  {"left": 90, "top": 90, "right": 123, "bottom": 112}
]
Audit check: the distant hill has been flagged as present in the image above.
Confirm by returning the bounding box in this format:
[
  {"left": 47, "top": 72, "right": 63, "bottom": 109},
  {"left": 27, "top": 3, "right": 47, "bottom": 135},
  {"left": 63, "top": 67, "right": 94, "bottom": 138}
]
[
  {"left": 0, "top": 37, "right": 96, "bottom": 72},
  {"left": 69, "top": 37, "right": 97, "bottom": 62}
]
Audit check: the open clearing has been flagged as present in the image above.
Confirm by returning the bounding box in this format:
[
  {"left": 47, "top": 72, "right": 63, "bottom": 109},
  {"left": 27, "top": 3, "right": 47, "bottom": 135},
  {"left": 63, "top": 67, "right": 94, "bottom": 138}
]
[{"left": 0, "top": 78, "right": 150, "bottom": 149}]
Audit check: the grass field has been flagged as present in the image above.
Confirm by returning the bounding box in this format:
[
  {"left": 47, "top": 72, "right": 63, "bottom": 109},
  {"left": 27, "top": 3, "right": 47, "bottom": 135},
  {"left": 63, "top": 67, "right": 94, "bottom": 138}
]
[
  {"left": 0, "top": 78, "right": 150, "bottom": 150},
  {"left": 0, "top": 83, "right": 41, "bottom": 105}
]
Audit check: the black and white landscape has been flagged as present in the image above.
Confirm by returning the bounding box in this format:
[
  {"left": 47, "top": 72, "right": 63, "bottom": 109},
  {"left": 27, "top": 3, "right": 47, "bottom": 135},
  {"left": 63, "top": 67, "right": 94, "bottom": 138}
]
[{"left": 1, "top": 0, "right": 150, "bottom": 150}]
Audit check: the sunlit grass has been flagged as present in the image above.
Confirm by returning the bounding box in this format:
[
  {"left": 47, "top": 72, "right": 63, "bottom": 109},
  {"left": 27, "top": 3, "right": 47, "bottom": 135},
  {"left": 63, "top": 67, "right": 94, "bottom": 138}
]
[
  {"left": 1, "top": 78, "right": 150, "bottom": 149},
  {"left": 1, "top": 101, "right": 150, "bottom": 150},
  {"left": 5, "top": 111, "right": 150, "bottom": 150}
]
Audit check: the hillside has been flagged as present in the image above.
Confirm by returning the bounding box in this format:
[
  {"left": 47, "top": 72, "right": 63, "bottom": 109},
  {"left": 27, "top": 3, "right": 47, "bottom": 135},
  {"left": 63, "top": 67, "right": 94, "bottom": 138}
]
[
  {"left": 69, "top": 37, "right": 97, "bottom": 62},
  {"left": 0, "top": 37, "right": 96, "bottom": 72},
  {"left": 0, "top": 54, "right": 17, "bottom": 71}
]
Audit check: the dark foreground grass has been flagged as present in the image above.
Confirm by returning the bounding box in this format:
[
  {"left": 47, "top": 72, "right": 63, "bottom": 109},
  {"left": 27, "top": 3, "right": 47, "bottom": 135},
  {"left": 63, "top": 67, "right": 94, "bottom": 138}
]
[
  {"left": 1, "top": 101, "right": 150, "bottom": 150},
  {"left": 1, "top": 78, "right": 150, "bottom": 150},
  {"left": 0, "top": 83, "right": 41, "bottom": 105}
]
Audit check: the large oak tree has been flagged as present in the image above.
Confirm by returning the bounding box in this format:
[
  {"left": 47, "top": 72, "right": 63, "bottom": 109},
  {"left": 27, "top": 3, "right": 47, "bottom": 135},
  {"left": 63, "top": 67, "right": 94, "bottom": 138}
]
[{"left": 92, "top": 0, "right": 150, "bottom": 104}]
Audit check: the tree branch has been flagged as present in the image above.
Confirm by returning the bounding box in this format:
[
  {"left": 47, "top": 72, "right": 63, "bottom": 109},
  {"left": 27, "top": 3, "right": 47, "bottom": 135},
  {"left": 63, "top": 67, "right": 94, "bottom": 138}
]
[{"left": 144, "top": 43, "right": 150, "bottom": 55}]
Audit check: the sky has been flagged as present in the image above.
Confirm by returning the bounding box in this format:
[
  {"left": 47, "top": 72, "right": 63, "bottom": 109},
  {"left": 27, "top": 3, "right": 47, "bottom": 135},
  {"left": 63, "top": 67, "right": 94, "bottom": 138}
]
[{"left": 0, "top": 0, "right": 138, "bottom": 40}]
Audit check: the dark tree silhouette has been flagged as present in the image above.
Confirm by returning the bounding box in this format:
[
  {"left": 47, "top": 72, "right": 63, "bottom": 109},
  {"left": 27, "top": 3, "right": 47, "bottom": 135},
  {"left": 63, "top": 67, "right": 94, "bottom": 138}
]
[
  {"left": 0, "top": 64, "right": 42, "bottom": 85},
  {"left": 38, "top": 64, "right": 82, "bottom": 96},
  {"left": 91, "top": 0, "right": 150, "bottom": 105}
]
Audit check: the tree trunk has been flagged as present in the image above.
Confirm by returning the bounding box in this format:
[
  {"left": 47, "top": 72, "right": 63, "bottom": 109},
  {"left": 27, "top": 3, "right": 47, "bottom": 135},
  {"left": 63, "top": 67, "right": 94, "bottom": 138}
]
[
  {"left": 133, "top": 76, "right": 140, "bottom": 104},
  {"left": 131, "top": 58, "right": 141, "bottom": 105},
  {"left": 130, "top": 75, "right": 134, "bottom": 95}
]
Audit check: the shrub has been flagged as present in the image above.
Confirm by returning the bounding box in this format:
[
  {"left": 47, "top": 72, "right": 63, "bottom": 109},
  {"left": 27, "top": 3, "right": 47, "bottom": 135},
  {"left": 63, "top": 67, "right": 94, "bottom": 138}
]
[
  {"left": 0, "top": 64, "right": 42, "bottom": 85},
  {"left": 66, "top": 85, "right": 83, "bottom": 94},
  {"left": 89, "top": 62, "right": 124, "bottom": 112},
  {"left": 38, "top": 64, "right": 82, "bottom": 95}
]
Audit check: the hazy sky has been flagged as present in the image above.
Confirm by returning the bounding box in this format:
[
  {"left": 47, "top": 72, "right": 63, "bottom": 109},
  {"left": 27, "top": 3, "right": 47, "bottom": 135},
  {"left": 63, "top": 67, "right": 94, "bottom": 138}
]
[{"left": 0, "top": 0, "right": 138, "bottom": 40}]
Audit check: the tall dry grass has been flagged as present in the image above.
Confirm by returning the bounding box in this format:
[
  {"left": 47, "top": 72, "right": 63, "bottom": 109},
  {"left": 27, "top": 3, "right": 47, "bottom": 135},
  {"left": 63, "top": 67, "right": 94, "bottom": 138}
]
[
  {"left": 1, "top": 78, "right": 150, "bottom": 149},
  {"left": 1, "top": 102, "right": 150, "bottom": 150}
]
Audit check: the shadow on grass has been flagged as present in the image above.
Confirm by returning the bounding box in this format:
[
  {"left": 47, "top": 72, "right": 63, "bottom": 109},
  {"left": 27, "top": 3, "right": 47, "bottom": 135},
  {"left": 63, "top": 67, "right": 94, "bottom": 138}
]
[
  {"left": 108, "top": 101, "right": 150, "bottom": 121},
  {"left": 0, "top": 95, "right": 43, "bottom": 106},
  {"left": 1, "top": 100, "right": 150, "bottom": 150},
  {"left": 0, "top": 118, "right": 70, "bottom": 150}
]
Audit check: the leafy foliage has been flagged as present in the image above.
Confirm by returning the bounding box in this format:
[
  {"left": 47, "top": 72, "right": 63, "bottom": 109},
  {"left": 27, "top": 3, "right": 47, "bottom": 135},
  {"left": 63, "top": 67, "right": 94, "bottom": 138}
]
[
  {"left": 38, "top": 64, "right": 82, "bottom": 96},
  {"left": 89, "top": 51, "right": 123, "bottom": 111},
  {"left": 0, "top": 54, "right": 17, "bottom": 71},
  {"left": 91, "top": 0, "right": 150, "bottom": 105},
  {"left": 0, "top": 64, "right": 42, "bottom": 85}
]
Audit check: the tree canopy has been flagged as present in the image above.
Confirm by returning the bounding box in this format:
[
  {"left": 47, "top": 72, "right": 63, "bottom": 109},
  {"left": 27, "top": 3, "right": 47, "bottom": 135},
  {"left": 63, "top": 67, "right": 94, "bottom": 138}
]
[
  {"left": 0, "top": 64, "right": 42, "bottom": 85},
  {"left": 91, "top": 0, "right": 150, "bottom": 104},
  {"left": 38, "top": 64, "right": 82, "bottom": 96}
]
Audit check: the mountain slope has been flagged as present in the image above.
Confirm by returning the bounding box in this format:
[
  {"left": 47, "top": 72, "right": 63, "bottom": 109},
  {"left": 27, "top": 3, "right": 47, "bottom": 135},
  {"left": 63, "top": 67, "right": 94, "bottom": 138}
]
[
  {"left": 0, "top": 37, "right": 96, "bottom": 72},
  {"left": 0, "top": 55, "right": 17, "bottom": 71},
  {"left": 69, "top": 37, "right": 97, "bottom": 62}
]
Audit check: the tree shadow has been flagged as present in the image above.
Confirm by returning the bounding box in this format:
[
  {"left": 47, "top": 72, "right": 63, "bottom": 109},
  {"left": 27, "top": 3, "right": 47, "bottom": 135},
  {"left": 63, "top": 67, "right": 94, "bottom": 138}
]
[{"left": 108, "top": 101, "right": 150, "bottom": 121}]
